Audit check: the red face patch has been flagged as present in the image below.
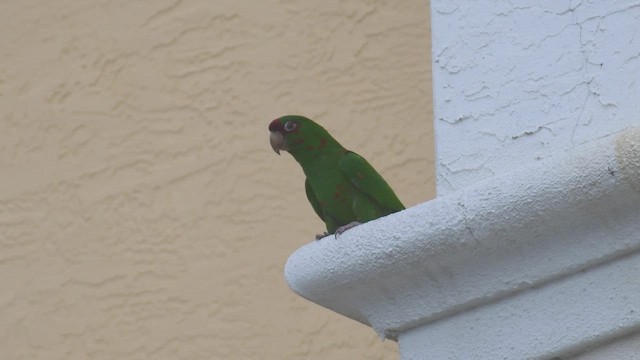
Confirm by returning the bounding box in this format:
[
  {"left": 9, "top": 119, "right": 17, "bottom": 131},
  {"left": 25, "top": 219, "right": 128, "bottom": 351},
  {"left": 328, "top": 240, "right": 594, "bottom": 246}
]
[{"left": 269, "top": 119, "right": 282, "bottom": 131}]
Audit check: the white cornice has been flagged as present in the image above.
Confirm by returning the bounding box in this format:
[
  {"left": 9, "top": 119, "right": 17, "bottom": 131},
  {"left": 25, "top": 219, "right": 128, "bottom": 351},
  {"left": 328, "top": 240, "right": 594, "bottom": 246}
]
[{"left": 285, "top": 127, "right": 640, "bottom": 357}]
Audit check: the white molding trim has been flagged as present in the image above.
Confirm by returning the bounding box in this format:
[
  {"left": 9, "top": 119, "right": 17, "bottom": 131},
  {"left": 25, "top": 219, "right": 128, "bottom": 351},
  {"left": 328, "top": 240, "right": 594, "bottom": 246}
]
[{"left": 285, "top": 127, "right": 640, "bottom": 358}]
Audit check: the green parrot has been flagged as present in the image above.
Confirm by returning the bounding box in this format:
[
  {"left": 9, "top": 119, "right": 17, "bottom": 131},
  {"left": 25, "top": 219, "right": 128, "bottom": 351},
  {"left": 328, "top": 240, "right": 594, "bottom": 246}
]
[{"left": 269, "top": 115, "right": 405, "bottom": 239}]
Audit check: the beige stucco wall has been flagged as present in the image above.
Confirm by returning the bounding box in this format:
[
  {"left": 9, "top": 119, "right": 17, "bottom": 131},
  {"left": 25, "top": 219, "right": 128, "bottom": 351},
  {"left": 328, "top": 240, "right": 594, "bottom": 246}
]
[{"left": 1, "top": 1, "right": 433, "bottom": 359}]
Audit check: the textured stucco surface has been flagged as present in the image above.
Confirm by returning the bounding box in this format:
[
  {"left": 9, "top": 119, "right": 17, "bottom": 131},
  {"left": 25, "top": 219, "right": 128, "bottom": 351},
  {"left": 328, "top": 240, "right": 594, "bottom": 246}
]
[
  {"left": 0, "top": 1, "right": 433, "bottom": 360},
  {"left": 431, "top": 0, "right": 640, "bottom": 194},
  {"left": 287, "top": 128, "right": 640, "bottom": 356}
]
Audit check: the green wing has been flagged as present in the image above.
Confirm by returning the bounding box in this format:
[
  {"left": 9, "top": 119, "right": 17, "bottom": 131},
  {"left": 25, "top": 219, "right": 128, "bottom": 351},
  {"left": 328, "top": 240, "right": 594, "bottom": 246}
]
[
  {"left": 338, "top": 151, "right": 405, "bottom": 213},
  {"left": 305, "top": 178, "right": 325, "bottom": 222}
]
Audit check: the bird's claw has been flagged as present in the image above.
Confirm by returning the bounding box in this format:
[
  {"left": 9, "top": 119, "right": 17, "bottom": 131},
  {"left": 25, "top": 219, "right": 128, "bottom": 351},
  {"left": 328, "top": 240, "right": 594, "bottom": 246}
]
[
  {"left": 334, "top": 221, "right": 361, "bottom": 238},
  {"left": 315, "top": 221, "right": 361, "bottom": 240}
]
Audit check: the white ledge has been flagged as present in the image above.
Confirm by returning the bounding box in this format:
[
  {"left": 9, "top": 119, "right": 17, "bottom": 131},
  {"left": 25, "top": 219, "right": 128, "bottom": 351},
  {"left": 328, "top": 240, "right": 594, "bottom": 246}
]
[{"left": 285, "top": 127, "right": 640, "bottom": 356}]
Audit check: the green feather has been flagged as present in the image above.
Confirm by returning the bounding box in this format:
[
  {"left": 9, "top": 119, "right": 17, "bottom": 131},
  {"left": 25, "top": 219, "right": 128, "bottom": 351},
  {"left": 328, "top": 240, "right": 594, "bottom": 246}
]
[
  {"left": 270, "top": 115, "right": 405, "bottom": 235},
  {"left": 305, "top": 178, "right": 324, "bottom": 222},
  {"left": 339, "top": 151, "right": 405, "bottom": 219}
]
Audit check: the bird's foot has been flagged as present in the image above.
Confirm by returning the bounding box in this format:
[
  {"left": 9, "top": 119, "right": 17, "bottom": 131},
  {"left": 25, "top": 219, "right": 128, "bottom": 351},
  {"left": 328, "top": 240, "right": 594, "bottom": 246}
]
[
  {"left": 315, "top": 232, "right": 329, "bottom": 240},
  {"left": 335, "top": 221, "right": 361, "bottom": 238}
]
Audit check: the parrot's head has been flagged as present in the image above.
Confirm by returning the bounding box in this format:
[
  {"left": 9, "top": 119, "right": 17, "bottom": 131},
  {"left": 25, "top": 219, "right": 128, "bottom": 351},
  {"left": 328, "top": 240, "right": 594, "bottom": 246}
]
[{"left": 269, "top": 115, "right": 334, "bottom": 156}]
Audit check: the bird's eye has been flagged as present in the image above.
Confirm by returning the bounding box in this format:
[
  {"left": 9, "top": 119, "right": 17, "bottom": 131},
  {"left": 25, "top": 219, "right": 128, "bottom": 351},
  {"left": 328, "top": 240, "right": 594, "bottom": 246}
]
[{"left": 284, "top": 121, "right": 297, "bottom": 132}]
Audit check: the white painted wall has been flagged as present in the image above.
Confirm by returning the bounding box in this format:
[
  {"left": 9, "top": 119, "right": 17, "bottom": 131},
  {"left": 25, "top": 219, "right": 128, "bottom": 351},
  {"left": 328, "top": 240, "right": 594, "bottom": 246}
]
[{"left": 432, "top": 0, "right": 640, "bottom": 194}]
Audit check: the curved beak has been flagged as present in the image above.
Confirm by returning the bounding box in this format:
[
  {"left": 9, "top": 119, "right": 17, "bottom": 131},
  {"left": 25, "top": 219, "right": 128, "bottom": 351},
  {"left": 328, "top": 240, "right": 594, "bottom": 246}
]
[{"left": 270, "top": 131, "right": 285, "bottom": 155}]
